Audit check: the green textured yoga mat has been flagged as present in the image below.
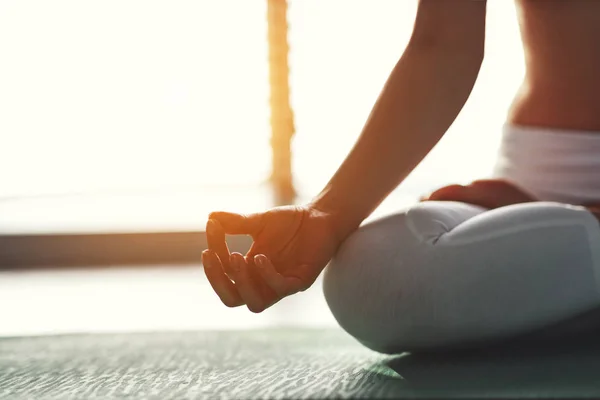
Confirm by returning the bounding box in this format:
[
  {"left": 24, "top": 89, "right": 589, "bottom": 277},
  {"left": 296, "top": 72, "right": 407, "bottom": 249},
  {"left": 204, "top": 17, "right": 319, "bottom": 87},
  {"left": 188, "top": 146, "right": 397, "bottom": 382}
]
[{"left": 1, "top": 328, "right": 600, "bottom": 399}]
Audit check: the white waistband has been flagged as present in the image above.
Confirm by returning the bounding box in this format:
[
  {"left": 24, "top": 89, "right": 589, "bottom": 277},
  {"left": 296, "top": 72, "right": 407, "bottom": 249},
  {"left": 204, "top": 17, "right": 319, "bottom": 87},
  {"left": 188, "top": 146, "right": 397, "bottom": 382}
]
[{"left": 493, "top": 124, "right": 600, "bottom": 204}]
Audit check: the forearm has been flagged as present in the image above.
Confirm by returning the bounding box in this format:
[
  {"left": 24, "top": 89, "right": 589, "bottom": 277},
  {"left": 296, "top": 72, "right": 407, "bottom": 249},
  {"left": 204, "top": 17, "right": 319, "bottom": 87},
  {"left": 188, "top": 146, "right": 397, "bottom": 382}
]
[{"left": 311, "top": 43, "right": 483, "bottom": 241}]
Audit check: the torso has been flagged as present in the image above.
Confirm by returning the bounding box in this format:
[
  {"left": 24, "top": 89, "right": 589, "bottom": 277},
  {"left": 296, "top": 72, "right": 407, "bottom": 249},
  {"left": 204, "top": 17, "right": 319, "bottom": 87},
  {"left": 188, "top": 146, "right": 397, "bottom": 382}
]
[{"left": 508, "top": 0, "right": 600, "bottom": 131}]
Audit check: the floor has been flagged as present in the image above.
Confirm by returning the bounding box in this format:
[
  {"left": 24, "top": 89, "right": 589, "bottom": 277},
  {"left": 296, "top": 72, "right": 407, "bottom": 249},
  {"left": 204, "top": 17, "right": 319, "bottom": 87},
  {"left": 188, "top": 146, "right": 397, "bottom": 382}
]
[
  {"left": 4, "top": 187, "right": 600, "bottom": 398},
  {"left": 4, "top": 270, "right": 600, "bottom": 399}
]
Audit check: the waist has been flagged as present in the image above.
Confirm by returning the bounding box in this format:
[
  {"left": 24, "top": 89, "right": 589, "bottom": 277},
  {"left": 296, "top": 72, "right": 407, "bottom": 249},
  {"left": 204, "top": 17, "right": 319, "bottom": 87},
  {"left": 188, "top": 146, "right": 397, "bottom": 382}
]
[
  {"left": 493, "top": 124, "right": 600, "bottom": 205},
  {"left": 508, "top": 83, "right": 600, "bottom": 132}
]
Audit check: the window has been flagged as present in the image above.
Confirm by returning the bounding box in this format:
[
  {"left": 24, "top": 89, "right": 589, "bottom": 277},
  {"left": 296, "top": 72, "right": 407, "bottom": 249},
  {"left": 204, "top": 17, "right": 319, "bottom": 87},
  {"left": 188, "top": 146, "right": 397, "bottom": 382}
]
[{"left": 0, "top": 0, "right": 524, "bottom": 235}]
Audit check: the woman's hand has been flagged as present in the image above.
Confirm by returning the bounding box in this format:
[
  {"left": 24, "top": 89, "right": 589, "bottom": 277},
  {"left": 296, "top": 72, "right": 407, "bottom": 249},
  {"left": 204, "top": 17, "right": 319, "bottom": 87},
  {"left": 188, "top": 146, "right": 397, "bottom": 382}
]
[
  {"left": 423, "top": 178, "right": 600, "bottom": 224},
  {"left": 421, "top": 178, "right": 537, "bottom": 209},
  {"left": 201, "top": 205, "right": 342, "bottom": 313},
  {"left": 582, "top": 203, "right": 600, "bottom": 223}
]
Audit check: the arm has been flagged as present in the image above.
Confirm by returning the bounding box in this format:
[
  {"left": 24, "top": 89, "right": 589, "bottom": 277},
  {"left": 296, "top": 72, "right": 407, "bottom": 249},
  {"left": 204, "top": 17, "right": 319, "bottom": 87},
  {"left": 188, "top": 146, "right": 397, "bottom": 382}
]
[
  {"left": 311, "top": 0, "right": 487, "bottom": 241},
  {"left": 204, "top": 0, "right": 488, "bottom": 313}
]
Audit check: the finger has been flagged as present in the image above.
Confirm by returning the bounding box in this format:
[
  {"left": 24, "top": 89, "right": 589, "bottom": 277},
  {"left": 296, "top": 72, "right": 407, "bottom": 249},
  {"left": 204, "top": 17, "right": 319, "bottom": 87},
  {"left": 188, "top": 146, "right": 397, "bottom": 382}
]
[
  {"left": 585, "top": 204, "right": 600, "bottom": 211},
  {"left": 245, "top": 242, "right": 263, "bottom": 270},
  {"left": 202, "top": 250, "right": 244, "bottom": 308},
  {"left": 450, "top": 185, "right": 505, "bottom": 209},
  {"left": 470, "top": 179, "right": 536, "bottom": 204},
  {"left": 426, "top": 184, "right": 467, "bottom": 201},
  {"left": 588, "top": 208, "right": 600, "bottom": 223},
  {"left": 254, "top": 254, "right": 304, "bottom": 296},
  {"left": 292, "top": 264, "right": 321, "bottom": 291},
  {"left": 428, "top": 184, "right": 496, "bottom": 208},
  {"left": 283, "top": 260, "right": 323, "bottom": 291},
  {"left": 209, "top": 211, "right": 263, "bottom": 237},
  {"left": 206, "top": 219, "right": 232, "bottom": 274},
  {"left": 230, "top": 253, "right": 271, "bottom": 313}
]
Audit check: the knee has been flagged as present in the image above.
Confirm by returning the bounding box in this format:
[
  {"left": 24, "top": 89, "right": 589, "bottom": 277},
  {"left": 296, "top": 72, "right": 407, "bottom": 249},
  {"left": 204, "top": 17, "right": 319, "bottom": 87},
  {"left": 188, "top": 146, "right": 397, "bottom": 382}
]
[
  {"left": 322, "top": 202, "right": 487, "bottom": 354},
  {"left": 322, "top": 226, "right": 390, "bottom": 353},
  {"left": 322, "top": 211, "right": 430, "bottom": 354}
]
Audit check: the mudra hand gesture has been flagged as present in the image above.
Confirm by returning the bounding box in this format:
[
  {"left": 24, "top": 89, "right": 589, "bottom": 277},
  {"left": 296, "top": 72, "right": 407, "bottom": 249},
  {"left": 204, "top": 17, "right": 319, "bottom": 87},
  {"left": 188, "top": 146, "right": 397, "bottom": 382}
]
[{"left": 202, "top": 205, "right": 342, "bottom": 313}]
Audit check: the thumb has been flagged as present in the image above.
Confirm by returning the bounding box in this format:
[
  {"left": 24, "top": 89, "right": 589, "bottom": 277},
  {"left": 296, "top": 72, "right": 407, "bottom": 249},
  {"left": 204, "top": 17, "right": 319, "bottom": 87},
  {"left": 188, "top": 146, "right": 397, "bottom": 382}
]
[{"left": 208, "top": 211, "right": 263, "bottom": 236}]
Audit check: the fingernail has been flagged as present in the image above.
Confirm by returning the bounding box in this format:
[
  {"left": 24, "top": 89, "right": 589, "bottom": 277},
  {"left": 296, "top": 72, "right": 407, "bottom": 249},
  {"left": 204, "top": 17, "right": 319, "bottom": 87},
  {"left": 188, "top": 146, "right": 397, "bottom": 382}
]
[{"left": 254, "top": 255, "right": 265, "bottom": 267}]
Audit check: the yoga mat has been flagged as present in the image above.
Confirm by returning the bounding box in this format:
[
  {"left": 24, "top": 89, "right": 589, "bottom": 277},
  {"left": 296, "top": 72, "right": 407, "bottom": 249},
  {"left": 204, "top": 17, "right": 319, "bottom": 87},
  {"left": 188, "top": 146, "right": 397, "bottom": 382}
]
[{"left": 1, "top": 328, "right": 600, "bottom": 399}]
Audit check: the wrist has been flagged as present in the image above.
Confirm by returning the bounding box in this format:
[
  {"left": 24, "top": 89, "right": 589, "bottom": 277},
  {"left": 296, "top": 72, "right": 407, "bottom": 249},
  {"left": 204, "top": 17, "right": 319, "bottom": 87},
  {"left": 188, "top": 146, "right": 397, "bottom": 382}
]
[{"left": 308, "top": 194, "right": 362, "bottom": 245}]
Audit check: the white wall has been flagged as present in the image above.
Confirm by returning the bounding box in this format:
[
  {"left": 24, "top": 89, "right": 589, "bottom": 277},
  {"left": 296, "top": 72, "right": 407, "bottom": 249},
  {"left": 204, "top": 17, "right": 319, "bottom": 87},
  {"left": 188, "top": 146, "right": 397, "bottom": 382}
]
[{"left": 0, "top": 0, "right": 524, "bottom": 199}]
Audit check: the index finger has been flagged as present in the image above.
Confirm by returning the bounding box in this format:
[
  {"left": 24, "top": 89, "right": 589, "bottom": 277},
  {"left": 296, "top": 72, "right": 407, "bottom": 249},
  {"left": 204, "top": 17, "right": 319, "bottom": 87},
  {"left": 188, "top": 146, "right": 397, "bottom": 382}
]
[
  {"left": 209, "top": 211, "right": 263, "bottom": 237},
  {"left": 206, "top": 219, "right": 232, "bottom": 274},
  {"left": 202, "top": 250, "right": 243, "bottom": 308}
]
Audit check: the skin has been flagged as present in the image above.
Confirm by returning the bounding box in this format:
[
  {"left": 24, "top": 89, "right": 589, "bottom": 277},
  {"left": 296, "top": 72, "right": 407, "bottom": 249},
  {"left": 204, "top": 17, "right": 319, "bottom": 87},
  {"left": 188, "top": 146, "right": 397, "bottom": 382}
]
[
  {"left": 509, "top": 0, "right": 600, "bottom": 131},
  {"left": 203, "top": 0, "right": 600, "bottom": 313},
  {"left": 421, "top": 178, "right": 600, "bottom": 221}
]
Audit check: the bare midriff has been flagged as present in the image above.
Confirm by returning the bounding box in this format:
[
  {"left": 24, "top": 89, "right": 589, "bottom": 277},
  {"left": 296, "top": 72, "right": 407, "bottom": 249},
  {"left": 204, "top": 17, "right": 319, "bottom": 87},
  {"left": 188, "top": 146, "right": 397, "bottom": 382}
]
[{"left": 508, "top": 0, "right": 600, "bottom": 132}]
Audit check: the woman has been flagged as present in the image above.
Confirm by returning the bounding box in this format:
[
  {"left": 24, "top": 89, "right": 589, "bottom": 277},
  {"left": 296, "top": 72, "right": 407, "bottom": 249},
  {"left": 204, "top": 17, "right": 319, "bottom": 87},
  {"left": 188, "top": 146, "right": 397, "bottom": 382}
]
[{"left": 202, "top": 0, "right": 600, "bottom": 353}]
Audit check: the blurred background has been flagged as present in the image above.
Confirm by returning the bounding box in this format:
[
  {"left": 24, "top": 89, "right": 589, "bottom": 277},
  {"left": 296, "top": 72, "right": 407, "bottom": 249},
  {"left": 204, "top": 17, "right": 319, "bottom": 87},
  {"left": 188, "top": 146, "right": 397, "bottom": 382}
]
[{"left": 0, "top": 0, "right": 523, "bottom": 336}]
